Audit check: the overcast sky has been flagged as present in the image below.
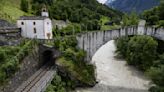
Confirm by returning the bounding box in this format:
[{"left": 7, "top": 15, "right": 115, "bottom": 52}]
[{"left": 97, "top": 0, "right": 108, "bottom": 4}]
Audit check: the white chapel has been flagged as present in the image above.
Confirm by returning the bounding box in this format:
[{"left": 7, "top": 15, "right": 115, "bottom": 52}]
[{"left": 17, "top": 7, "right": 53, "bottom": 39}]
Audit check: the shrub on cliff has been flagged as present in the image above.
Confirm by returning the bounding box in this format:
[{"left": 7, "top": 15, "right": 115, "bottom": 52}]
[
  {"left": 47, "top": 36, "right": 96, "bottom": 91},
  {"left": 46, "top": 74, "right": 66, "bottom": 92}
]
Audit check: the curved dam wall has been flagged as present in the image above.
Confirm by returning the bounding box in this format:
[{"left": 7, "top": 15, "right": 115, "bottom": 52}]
[{"left": 76, "top": 26, "right": 164, "bottom": 62}]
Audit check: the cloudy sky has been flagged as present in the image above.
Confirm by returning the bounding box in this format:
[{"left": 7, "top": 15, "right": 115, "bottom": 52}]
[{"left": 97, "top": 0, "right": 108, "bottom": 4}]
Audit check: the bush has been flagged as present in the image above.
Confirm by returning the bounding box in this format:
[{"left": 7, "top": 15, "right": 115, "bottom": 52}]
[
  {"left": 116, "top": 36, "right": 158, "bottom": 70},
  {"left": 20, "top": 0, "right": 29, "bottom": 12},
  {"left": 115, "top": 36, "right": 130, "bottom": 57},
  {"left": 149, "top": 86, "right": 164, "bottom": 92},
  {"left": 54, "top": 36, "right": 77, "bottom": 52},
  {"left": 116, "top": 36, "right": 164, "bottom": 91},
  {"left": 146, "top": 66, "right": 164, "bottom": 92},
  {"left": 0, "top": 40, "right": 36, "bottom": 86},
  {"left": 51, "top": 36, "right": 96, "bottom": 91},
  {"left": 122, "top": 12, "right": 139, "bottom": 26},
  {"left": 46, "top": 74, "right": 66, "bottom": 92},
  {"left": 0, "top": 51, "right": 6, "bottom": 63},
  {"left": 126, "top": 36, "right": 158, "bottom": 70},
  {"left": 158, "top": 20, "right": 164, "bottom": 27}
]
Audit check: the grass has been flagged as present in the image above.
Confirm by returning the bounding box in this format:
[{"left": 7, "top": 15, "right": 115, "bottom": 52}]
[
  {"left": 101, "top": 24, "right": 121, "bottom": 30},
  {"left": 0, "top": 0, "right": 31, "bottom": 23},
  {"left": 100, "top": 16, "right": 111, "bottom": 25},
  {"left": 100, "top": 16, "right": 121, "bottom": 30}
]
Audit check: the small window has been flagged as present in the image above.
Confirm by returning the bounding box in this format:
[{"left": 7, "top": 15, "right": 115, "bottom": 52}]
[
  {"left": 33, "top": 22, "right": 36, "bottom": 25},
  {"left": 21, "top": 22, "right": 24, "bottom": 25},
  {"left": 47, "top": 22, "right": 49, "bottom": 25},
  {"left": 34, "top": 28, "right": 37, "bottom": 34}
]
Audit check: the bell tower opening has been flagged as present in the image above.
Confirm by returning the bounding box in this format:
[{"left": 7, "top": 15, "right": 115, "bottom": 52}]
[{"left": 41, "top": 5, "right": 49, "bottom": 17}]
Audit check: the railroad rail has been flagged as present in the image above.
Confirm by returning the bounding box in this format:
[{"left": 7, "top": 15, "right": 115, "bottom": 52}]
[{"left": 15, "top": 64, "right": 56, "bottom": 92}]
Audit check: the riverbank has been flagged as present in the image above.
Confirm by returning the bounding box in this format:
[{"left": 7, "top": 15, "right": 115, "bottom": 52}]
[{"left": 76, "top": 40, "right": 150, "bottom": 92}]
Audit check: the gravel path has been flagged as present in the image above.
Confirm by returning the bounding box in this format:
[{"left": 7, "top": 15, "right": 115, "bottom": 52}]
[{"left": 76, "top": 40, "right": 150, "bottom": 92}]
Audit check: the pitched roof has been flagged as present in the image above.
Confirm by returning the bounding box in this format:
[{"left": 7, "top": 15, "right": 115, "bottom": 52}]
[{"left": 18, "top": 16, "right": 49, "bottom": 20}]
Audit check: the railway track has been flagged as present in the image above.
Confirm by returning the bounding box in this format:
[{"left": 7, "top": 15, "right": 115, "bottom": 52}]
[{"left": 15, "top": 64, "right": 55, "bottom": 92}]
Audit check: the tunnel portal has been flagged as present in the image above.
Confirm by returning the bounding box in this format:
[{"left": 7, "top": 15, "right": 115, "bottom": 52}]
[{"left": 42, "top": 50, "right": 54, "bottom": 65}]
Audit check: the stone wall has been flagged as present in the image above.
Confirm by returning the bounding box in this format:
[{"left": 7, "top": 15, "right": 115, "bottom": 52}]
[
  {"left": 0, "top": 46, "right": 40, "bottom": 92},
  {"left": 0, "top": 27, "right": 21, "bottom": 46},
  {"left": 76, "top": 26, "right": 164, "bottom": 62}
]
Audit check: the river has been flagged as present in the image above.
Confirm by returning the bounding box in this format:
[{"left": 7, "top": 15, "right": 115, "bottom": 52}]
[{"left": 75, "top": 40, "right": 151, "bottom": 92}]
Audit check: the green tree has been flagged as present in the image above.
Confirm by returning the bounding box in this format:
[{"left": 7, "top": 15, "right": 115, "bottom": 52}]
[
  {"left": 129, "top": 12, "right": 139, "bottom": 25},
  {"left": 142, "top": 1, "right": 164, "bottom": 26},
  {"left": 148, "top": 15, "right": 159, "bottom": 25},
  {"left": 158, "top": 0, "right": 164, "bottom": 20},
  {"left": 122, "top": 14, "right": 130, "bottom": 26},
  {"left": 31, "top": 0, "right": 122, "bottom": 30},
  {"left": 158, "top": 20, "right": 164, "bottom": 27},
  {"left": 20, "top": 0, "right": 29, "bottom": 12},
  {"left": 115, "top": 36, "right": 130, "bottom": 57},
  {"left": 46, "top": 74, "right": 66, "bottom": 92},
  {"left": 122, "top": 12, "right": 139, "bottom": 26},
  {"left": 146, "top": 65, "right": 164, "bottom": 92},
  {"left": 126, "top": 36, "right": 158, "bottom": 70}
]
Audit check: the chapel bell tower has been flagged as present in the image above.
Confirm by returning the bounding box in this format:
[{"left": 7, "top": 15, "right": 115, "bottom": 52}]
[{"left": 41, "top": 5, "right": 49, "bottom": 17}]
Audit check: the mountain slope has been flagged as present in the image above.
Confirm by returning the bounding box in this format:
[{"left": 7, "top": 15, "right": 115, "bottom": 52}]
[
  {"left": 32, "top": 0, "right": 122, "bottom": 30},
  {"left": 105, "top": 0, "right": 160, "bottom": 13},
  {"left": 0, "top": 0, "right": 31, "bottom": 23}
]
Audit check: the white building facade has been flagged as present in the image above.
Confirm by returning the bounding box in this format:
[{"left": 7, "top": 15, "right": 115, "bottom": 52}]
[{"left": 17, "top": 9, "right": 53, "bottom": 39}]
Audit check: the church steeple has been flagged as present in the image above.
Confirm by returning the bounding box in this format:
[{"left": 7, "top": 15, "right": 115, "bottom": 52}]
[{"left": 41, "top": 5, "right": 49, "bottom": 17}]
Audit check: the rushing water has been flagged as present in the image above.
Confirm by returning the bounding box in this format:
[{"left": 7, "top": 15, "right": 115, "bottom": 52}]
[{"left": 75, "top": 40, "right": 150, "bottom": 92}]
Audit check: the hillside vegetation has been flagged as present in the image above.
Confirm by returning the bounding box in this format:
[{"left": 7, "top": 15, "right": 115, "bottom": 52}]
[
  {"left": 0, "top": 40, "right": 36, "bottom": 86},
  {"left": 31, "top": 0, "right": 122, "bottom": 30},
  {"left": 0, "top": 0, "right": 30, "bottom": 23},
  {"left": 0, "top": 0, "right": 122, "bottom": 30},
  {"left": 116, "top": 36, "right": 164, "bottom": 92},
  {"left": 142, "top": 0, "right": 164, "bottom": 27}
]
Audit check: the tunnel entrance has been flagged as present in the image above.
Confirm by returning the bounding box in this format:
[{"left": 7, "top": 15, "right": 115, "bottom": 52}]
[{"left": 41, "top": 50, "right": 54, "bottom": 66}]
